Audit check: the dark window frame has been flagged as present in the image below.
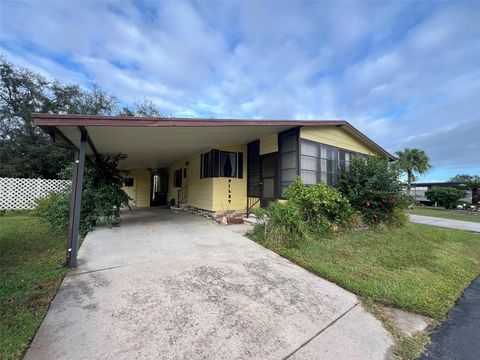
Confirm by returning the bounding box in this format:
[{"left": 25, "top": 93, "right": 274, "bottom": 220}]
[
  {"left": 278, "top": 127, "right": 300, "bottom": 197},
  {"left": 300, "top": 138, "right": 366, "bottom": 186},
  {"left": 200, "top": 149, "right": 243, "bottom": 179},
  {"left": 247, "top": 140, "right": 261, "bottom": 197}
]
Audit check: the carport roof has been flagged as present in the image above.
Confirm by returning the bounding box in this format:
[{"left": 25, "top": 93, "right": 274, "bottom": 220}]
[{"left": 33, "top": 113, "right": 395, "bottom": 168}]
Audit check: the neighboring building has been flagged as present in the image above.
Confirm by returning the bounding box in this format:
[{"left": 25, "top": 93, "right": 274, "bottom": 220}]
[
  {"left": 408, "top": 182, "right": 471, "bottom": 205},
  {"left": 33, "top": 114, "right": 394, "bottom": 221}
]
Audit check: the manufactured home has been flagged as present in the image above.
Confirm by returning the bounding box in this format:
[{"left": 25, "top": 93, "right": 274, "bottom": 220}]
[
  {"left": 34, "top": 114, "right": 393, "bottom": 218},
  {"left": 33, "top": 114, "right": 394, "bottom": 265}
]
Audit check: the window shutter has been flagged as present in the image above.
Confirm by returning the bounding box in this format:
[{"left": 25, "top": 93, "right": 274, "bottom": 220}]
[{"left": 237, "top": 152, "right": 243, "bottom": 179}]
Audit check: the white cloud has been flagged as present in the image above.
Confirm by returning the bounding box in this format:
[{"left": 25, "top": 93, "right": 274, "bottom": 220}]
[{"left": 1, "top": 0, "right": 479, "bottom": 175}]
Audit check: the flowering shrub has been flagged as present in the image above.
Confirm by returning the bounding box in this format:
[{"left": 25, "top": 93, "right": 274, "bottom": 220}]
[{"left": 336, "top": 156, "right": 403, "bottom": 224}]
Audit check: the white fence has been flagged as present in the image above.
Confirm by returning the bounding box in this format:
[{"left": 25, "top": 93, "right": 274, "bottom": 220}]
[{"left": 0, "top": 177, "right": 71, "bottom": 210}]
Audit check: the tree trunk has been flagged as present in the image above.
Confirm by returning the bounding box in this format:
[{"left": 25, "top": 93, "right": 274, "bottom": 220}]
[{"left": 406, "top": 170, "right": 413, "bottom": 196}]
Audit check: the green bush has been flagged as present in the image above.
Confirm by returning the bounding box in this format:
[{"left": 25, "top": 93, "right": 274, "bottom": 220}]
[
  {"left": 337, "top": 156, "right": 403, "bottom": 224},
  {"left": 34, "top": 191, "right": 71, "bottom": 231},
  {"left": 251, "top": 178, "right": 353, "bottom": 247},
  {"left": 35, "top": 154, "right": 131, "bottom": 236},
  {"left": 425, "top": 187, "right": 466, "bottom": 209},
  {"left": 284, "top": 178, "right": 353, "bottom": 234},
  {"left": 253, "top": 201, "right": 308, "bottom": 247}
]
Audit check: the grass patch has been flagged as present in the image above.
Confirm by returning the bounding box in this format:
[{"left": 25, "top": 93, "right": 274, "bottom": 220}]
[
  {"left": 409, "top": 206, "right": 480, "bottom": 223},
  {"left": 0, "top": 212, "right": 68, "bottom": 360},
  {"left": 393, "top": 331, "right": 430, "bottom": 360},
  {"left": 251, "top": 223, "right": 480, "bottom": 319}
]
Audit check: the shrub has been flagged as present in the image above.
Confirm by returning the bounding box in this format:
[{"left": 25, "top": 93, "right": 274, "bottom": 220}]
[
  {"left": 253, "top": 201, "right": 308, "bottom": 247},
  {"left": 251, "top": 178, "right": 353, "bottom": 247},
  {"left": 36, "top": 154, "right": 131, "bottom": 236},
  {"left": 337, "top": 156, "right": 403, "bottom": 224},
  {"left": 425, "top": 187, "right": 466, "bottom": 209},
  {"left": 284, "top": 178, "right": 353, "bottom": 234},
  {"left": 34, "top": 191, "right": 71, "bottom": 231}
]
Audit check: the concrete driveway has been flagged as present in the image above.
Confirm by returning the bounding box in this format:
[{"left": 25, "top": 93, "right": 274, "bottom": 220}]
[
  {"left": 409, "top": 214, "right": 480, "bottom": 233},
  {"left": 25, "top": 208, "right": 392, "bottom": 360}
]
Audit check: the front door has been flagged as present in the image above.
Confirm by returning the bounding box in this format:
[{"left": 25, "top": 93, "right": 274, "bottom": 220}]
[{"left": 260, "top": 153, "right": 277, "bottom": 207}]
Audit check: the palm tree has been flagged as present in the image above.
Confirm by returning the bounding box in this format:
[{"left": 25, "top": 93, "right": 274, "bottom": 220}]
[
  {"left": 450, "top": 174, "right": 480, "bottom": 205},
  {"left": 394, "top": 148, "right": 431, "bottom": 196}
]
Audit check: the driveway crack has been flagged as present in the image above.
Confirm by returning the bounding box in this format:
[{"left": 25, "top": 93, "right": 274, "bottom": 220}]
[{"left": 282, "top": 302, "right": 359, "bottom": 360}]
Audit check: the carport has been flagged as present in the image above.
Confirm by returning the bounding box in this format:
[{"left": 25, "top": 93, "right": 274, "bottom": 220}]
[
  {"left": 33, "top": 113, "right": 327, "bottom": 267},
  {"left": 33, "top": 113, "right": 361, "bottom": 268}
]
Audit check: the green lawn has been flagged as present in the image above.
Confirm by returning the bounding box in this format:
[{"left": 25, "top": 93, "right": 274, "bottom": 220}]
[
  {"left": 409, "top": 206, "right": 480, "bottom": 223},
  {"left": 253, "top": 223, "right": 480, "bottom": 320},
  {"left": 0, "top": 212, "right": 68, "bottom": 360}
]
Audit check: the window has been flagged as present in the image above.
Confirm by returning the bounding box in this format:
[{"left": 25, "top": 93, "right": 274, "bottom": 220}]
[
  {"left": 124, "top": 177, "right": 134, "bottom": 187},
  {"left": 300, "top": 139, "right": 363, "bottom": 186},
  {"left": 322, "top": 145, "right": 338, "bottom": 186},
  {"left": 220, "top": 151, "right": 237, "bottom": 177},
  {"left": 174, "top": 169, "right": 183, "bottom": 187},
  {"left": 201, "top": 150, "right": 243, "bottom": 179},
  {"left": 339, "top": 150, "right": 356, "bottom": 172},
  {"left": 279, "top": 129, "right": 299, "bottom": 195}
]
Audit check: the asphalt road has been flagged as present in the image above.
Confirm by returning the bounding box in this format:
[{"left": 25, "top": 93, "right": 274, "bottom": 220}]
[{"left": 419, "top": 277, "right": 480, "bottom": 360}]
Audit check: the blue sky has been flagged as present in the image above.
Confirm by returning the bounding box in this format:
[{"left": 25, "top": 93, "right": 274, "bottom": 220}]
[{"left": 1, "top": 1, "right": 479, "bottom": 181}]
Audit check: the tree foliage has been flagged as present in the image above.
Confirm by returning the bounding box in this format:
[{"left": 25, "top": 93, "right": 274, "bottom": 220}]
[
  {"left": 119, "top": 98, "right": 168, "bottom": 117},
  {"left": 393, "top": 148, "right": 431, "bottom": 195},
  {"left": 425, "top": 187, "right": 466, "bottom": 209},
  {"left": 0, "top": 55, "right": 163, "bottom": 179},
  {"left": 36, "top": 154, "right": 131, "bottom": 236},
  {"left": 337, "top": 156, "right": 405, "bottom": 224},
  {"left": 450, "top": 174, "right": 480, "bottom": 205}
]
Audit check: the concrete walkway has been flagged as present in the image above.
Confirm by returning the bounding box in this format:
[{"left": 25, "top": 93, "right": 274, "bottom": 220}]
[
  {"left": 25, "top": 208, "right": 392, "bottom": 360},
  {"left": 409, "top": 214, "right": 480, "bottom": 232}
]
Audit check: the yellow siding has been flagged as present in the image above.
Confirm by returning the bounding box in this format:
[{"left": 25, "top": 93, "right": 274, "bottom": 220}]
[
  {"left": 167, "top": 144, "right": 247, "bottom": 212},
  {"left": 300, "top": 126, "right": 381, "bottom": 156},
  {"left": 211, "top": 144, "right": 247, "bottom": 212},
  {"left": 259, "top": 133, "right": 278, "bottom": 155},
  {"left": 122, "top": 169, "right": 151, "bottom": 207},
  {"left": 167, "top": 151, "right": 214, "bottom": 210}
]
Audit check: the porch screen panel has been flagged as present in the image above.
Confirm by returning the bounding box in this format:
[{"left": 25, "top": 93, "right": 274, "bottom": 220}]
[
  {"left": 301, "top": 139, "right": 359, "bottom": 186},
  {"left": 339, "top": 150, "right": 356, "bottom": 172},
  {"left": 247, "top": 141, "right": 261, "bottom": 197},
  {"left": 300, "top": 140, "right": 319, "bottom": 185},
  {"left": 279, "top": 130, "right": 299, "bottom": 196},
  {"left": 323, "top": 145, "right": 338, "bottom": 186}
]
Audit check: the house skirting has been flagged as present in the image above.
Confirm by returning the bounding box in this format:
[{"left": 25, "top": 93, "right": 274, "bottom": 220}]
[{"left": 175, "top": 205, "right": 246, "bottom": 222}]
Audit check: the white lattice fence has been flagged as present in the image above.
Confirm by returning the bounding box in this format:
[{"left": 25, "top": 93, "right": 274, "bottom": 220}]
[{"left": 0, "top": 177, "right": 71, "bottom": 210}]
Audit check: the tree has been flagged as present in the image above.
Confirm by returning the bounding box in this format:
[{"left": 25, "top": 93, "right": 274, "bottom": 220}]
[
  {"left": 394, "top": 148, "right": 431, "bottom": 195},
  {"left": 119, "top": 98, "right": 165, "bottom": 117},
  {"left": 425, "top": 187, "right": 465, "bottom": 209},
  {"left": 1, "top": 55, "right": 167, "bottom": 179},
  {"left": 450, "top": 174, "right": 480, "bottom": 205},
  {"left": 0, "top": 56, "right": 118, "bottom": 178}
]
